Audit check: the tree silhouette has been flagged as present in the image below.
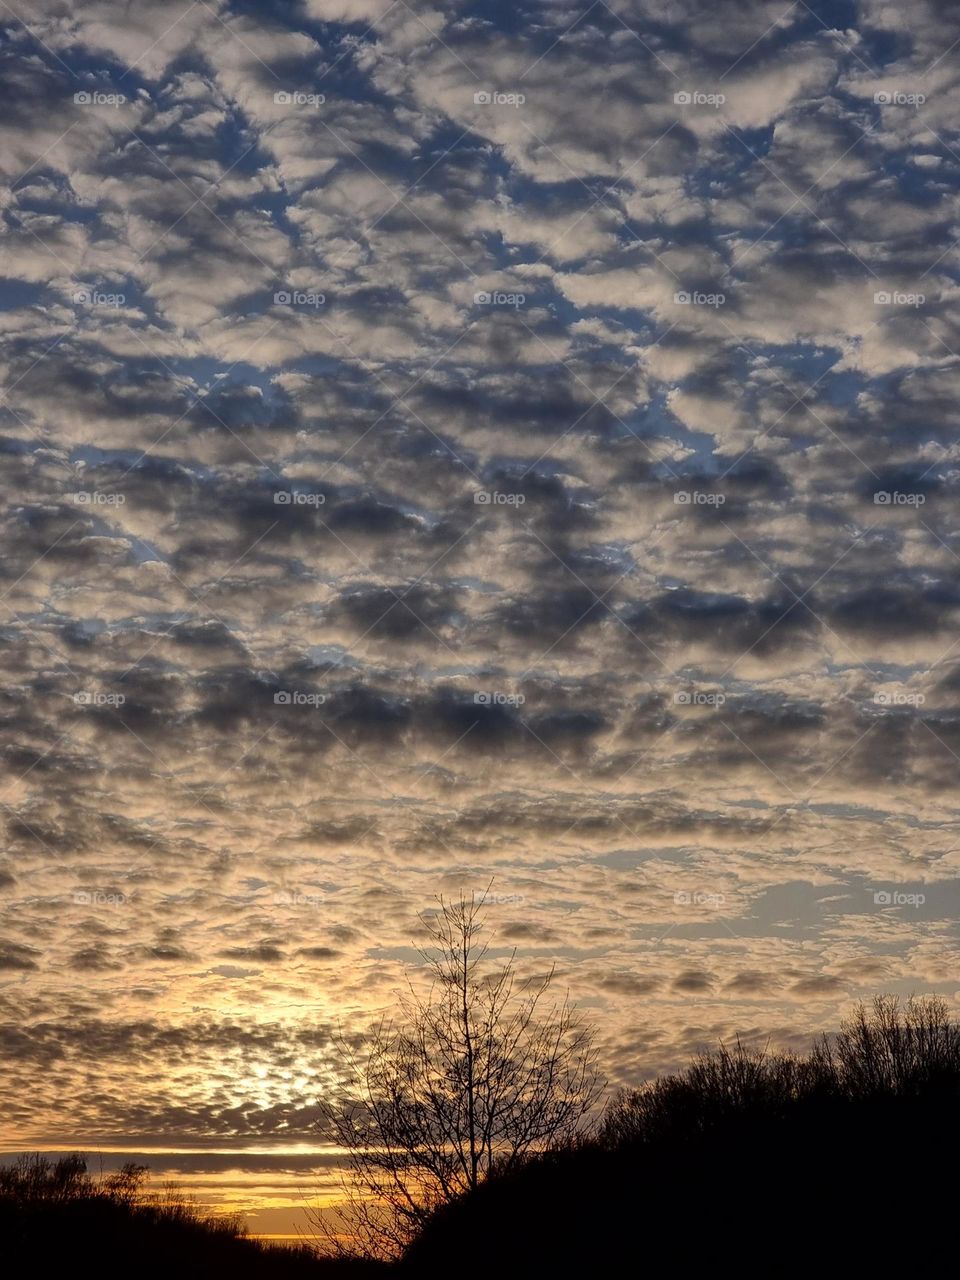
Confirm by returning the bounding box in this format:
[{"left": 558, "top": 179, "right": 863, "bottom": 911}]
[
  {"left": 402, "top": 994, "right": 960, "bottom": 1278},
  {"left": 319, "top": 890, "right": 602, "bottom": 1258},
  {"left": 600, "top": 994, "right": 960, "bottom": 1150},
  {"left": 814, "top": 993, "right": 960, "bottom": 1096}
]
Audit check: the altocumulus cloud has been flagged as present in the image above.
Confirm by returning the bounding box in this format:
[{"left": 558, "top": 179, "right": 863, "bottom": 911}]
[{"left": 1, "top": 0, "right": 960, "bottom": 1189}]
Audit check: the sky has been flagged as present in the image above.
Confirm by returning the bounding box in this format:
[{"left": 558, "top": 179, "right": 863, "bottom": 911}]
[{"left": 1, "top": 0, "right": 960, "bottom": 1244}]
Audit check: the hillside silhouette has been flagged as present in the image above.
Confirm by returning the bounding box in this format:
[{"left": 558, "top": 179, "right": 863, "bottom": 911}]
[
  {"left": 401, "top": 996, "right": 960, "bottom": 1277},
  {"left": 0, "top": 1155, "right": 385, "bottom": 1278}
]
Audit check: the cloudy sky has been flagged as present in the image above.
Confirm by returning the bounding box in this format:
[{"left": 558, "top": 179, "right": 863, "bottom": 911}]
[{"left": 2, "top": 0, "right": 960, "bottom": 1241}]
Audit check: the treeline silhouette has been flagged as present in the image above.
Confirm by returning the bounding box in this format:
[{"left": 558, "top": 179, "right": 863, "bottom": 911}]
[
  {"left": 0, "top": 1154, "right": 382, "bottom": 1277},
  {"left": 5, "top": 996, "right": 958, "bottom": 1276},
  {"left": 400, "top": 996, "right": 960, "bottom": 1276}
]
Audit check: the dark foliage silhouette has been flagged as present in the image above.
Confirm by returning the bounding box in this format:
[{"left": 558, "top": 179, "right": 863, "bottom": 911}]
[
  {"left": 401, "top": 996, "right": 960, "bottom": 1278},
  {"left": 0, "top": 1154, "right": 385, "bottom": 1278}
]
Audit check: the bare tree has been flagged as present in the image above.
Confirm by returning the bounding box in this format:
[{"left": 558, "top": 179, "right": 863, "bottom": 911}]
[
  {"left": 813, "top": 993, "right": 960, "bottom": 1096},
  {"left": 317, "top": 890, "right": 603, "bottom": 1259}
]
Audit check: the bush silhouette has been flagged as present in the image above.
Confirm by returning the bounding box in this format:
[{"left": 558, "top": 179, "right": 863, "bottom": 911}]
[{"left": 401, "top": 996, "right": 960, "bottom": 1277}]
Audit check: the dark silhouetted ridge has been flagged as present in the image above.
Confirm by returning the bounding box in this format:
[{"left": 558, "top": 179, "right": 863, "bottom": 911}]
[{"left": 401, "top": 997, "right": 960, "bottom": 1278}]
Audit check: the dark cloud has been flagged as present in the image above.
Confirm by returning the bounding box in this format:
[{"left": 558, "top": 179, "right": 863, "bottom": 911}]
[
  {"left": 0, "top": 943, "right": 40, "bottom": 971},
  {"left": 219, "top": 944, "right": 286, "bottom": 962},
  {"left": 672, "top": 970, "right": 715, "bottom": 993}
]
